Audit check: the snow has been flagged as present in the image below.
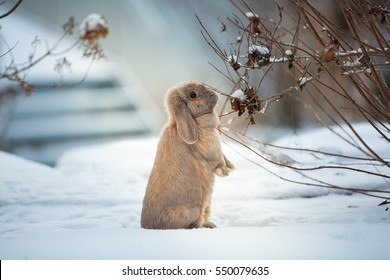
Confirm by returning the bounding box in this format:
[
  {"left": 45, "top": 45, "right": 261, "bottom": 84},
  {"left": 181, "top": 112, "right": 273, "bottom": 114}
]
[
  {"left": 298, "top": 76, "right": 313, "bottom": 88},
  {"left": 343, "top": 68, "right": 372, "bottom": 75},
  {"left": 231, "top": 89, "right": 247, "bottom": 101},
  {"left": 249, "top": 44, "right": 270, "bottom": 55},
  {"left": 269, "top": 56, "right": 289, "bottom": 63},
  {"left": 343, "top": 56, "right": 363, "bottom": 68},
  {"left": 336, "top": 48, "right": 382, "bottom": 58},
  {"left": 0, "top": 124, "right": 389, "bottom": 259},
  {"left": 343, "top": 61, "right": 362, "bottom": 68},
  {"left": 245, "top": 12, "right": 259, "bottom": 19},
  {"left": 227, "top": 54, "right": 238, "bottom": 63},
  {"left": 270, "top": 52, "right": 292, "bottom": 66}
]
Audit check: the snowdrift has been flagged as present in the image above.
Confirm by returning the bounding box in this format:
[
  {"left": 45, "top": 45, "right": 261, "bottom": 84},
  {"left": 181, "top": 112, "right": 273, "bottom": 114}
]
[{"left": 0, "top": 124, "right": 389, "bottom": 259}]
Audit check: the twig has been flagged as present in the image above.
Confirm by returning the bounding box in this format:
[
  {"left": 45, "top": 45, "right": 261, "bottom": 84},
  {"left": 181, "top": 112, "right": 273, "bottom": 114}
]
[{"left": 0, "top": 0, "right": 22, "bottom": 19}]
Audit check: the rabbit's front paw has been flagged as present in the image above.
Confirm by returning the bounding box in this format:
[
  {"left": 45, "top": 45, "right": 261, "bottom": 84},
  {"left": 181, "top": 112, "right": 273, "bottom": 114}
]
[
  {"left": 215, "top": 159, "right": 235, "bottom": 177},
  {"left": 215, "top": 166, "right": 229, "bottom": 177},
  {"left": 224, "top": 156, "right": 235, "bottom": 173},
  {"left": 226, "top": 163, "right": 235, "bottom": 174}
]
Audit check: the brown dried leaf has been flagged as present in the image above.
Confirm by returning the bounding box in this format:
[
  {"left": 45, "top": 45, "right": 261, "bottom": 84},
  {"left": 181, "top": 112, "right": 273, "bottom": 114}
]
[
  {"left": 230, "top": 98, "right": 246, "bottom": 116},
  {"left": 230, "top": 87, "right": 260, "bottom": 122},
  {"left": 319, "top": 39, "right": 339, "bottom": 63},
  {"left": 244, "top": 87, "right": 256, "bottom": 100},
  {"left": 246, "top": 57, "right": 254, "bottom": 67},
  {"left": 246, "top": 12, "right": 261, "bottom": 35},
  {"left": 358, "top": 54, "right": 370, "bottom": 66},
  {"left": 319, "top": 47, "right": 335, "bottom": 63},
  {"left": 231, "top": 62, "right": 241, "bottom": 71},
  {"left": 247, "top": 45, "right": 270, "bottom": 67}
]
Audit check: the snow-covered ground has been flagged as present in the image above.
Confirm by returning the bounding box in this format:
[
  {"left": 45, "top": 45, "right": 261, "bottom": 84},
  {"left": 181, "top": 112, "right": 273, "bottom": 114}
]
[{"left": 0, "top": 123, "right": 389, "bottom": 259}]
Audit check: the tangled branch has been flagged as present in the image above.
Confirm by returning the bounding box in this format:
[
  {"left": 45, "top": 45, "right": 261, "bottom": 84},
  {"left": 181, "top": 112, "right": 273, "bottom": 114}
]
[{"left": 199, "top": 0, "right": 390, "bottom": 202}]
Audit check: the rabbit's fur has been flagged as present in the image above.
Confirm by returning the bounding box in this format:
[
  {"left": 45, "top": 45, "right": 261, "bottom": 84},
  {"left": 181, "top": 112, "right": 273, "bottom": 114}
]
[{"left": 141, "top": 81, "right": 234, "bottom": 229}]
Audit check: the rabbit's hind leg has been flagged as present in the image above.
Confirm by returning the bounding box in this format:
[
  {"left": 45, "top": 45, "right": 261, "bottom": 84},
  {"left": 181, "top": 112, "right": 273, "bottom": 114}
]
[
  {"left": 201, "top": 206, "right": 217, "bottom": 228},
  {"left": 160, "top": 206, "right": 203, "bottom": 229}
]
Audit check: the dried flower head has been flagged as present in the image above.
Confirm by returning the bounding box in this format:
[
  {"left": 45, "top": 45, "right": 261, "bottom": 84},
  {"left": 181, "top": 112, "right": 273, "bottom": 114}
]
[
  {"left": 21, "top": 82, "right": 34, "bottom": 96},
  {"left": 54, "top": 57, "right": 72, "bottom": 74},
  {"left": 79, "top": 14, "right": 109, "bottom": 44},
  {"left": 230, "top": 87, "right": 261, "bottom": 122},
  {"left": 63, "top": 16, "right": 75, "bottom": 35},
  {"left": 247, "top": 44, "right": 270, "bottom": 67}
]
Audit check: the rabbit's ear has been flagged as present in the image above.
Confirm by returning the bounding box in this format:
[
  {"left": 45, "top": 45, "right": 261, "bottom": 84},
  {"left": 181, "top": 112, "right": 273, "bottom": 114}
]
[{"left": 173, "top": 97, "right": 198, "bottom": 144}]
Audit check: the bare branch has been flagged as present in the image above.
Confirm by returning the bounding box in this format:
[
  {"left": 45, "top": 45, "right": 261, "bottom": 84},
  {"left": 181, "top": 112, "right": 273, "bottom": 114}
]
[{"left": 0, "top": 0, "right": 22, "bottom": 19}]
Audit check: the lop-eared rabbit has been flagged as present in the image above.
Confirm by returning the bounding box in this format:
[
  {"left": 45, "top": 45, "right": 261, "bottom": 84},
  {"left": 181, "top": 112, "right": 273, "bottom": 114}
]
[{"left": 141, "top": 81, "right": 234, "bottom": 229}]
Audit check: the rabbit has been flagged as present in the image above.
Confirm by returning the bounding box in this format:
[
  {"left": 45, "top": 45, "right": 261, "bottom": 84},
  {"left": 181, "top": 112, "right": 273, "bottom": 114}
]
[{"left": 141, "top": 81, "right": 234, "bottom": 229}]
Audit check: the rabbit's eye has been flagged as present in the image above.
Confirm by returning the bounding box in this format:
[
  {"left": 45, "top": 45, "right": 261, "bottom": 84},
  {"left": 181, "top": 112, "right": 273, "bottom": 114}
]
[{"left": 190, "top": 92, "right": 197, "bottom": 99}]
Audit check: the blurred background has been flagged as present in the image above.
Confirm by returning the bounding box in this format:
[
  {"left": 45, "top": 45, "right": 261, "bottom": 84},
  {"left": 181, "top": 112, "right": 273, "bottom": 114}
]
[{"left": 0, "top": 0, "right": 339, "bottom": 166}]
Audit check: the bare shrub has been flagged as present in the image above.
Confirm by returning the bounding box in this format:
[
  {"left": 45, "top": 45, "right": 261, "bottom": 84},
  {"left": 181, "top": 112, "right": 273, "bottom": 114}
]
[
  {"left": 0, "top": 1, "right": 109, "bottom": 95},
  {"left": 197, "top": 0, "right": 390, "bottom": 203}
]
